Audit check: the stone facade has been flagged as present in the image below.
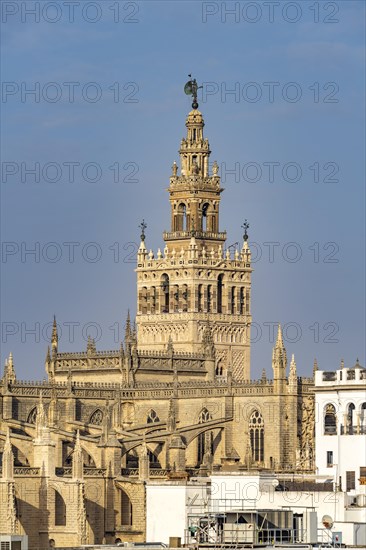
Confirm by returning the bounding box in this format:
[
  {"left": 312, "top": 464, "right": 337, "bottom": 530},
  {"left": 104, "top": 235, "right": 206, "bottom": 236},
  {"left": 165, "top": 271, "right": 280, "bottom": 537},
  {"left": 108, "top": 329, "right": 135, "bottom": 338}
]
[{"left": 0, "top": 104, "right": 315, "bottom": 549}]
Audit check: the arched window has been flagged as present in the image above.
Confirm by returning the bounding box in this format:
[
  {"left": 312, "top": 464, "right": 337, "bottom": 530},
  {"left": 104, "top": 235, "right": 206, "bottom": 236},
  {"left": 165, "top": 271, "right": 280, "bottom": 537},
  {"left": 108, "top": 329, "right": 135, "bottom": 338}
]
[
  {"left": 361, "top": 403, "right": 366, "bottom": 431},
  {"left": 173, "top": 285, "right": 179, "bottom": 312},
  {"left": 239, "top": 288, "right": 245, "bottom": 315},
  {"left": 324, "top": 404, "right": 337, "bottom": 435},
  {"left": 212, "top": 215, "right": 217, "bottom": 233},
  {"left": 202, "top": 203, "right": 209, "bottom": 231},
  {"left": 55, "top": 490, "right": 66, "bottom": 526},
  {"left": 148, "top": 450, "right": 161, "bottom": 469},
  {"left": 207, "top": 285, "right": 212, "bottom": 313},
  {"left": 27, "top": 407, "right": 37, "bottom": 424},
  {"left": 197, "top": 408, "right": 213, "bottom": 465},
  {"left": 347, "top": 403, "right": 355, "bottom": 434},
  {"left": 182, "top": 284, "right": 188, "bottom": 312},
  {"left": 217, "top": 274, "right": 224, "bottom": 313},
  {"left": 147, "top": 409, "right": 160, "bottom": 424},
  {"left": 249, "top": 410, "right": 264, "bottom": 463},
  {"left": 230, "top": 287, "right": 236, "bottom": 314},
  {"left": 90, "top": 409, "right": 103, "bottom": 426},
  {"left": 121, "top": 489, "right": 133, "bottom": 526},
  {"left": 141, "top": 287, "right": 148, "bottom": 314},
  {"left": 126, "top": 450, "right": 139, "bottom": 468},
  {"left": 161, "top": 274, "right": 169, "bottom": 313},
  {"left": 198, "top": 284, "right": 203, "bottom": 312},
  {"left": 177, "top": 203, "right": 187, "bottom": 231},
  {"left": 151, "top": 286, "right": 157, "bottom": 313}
]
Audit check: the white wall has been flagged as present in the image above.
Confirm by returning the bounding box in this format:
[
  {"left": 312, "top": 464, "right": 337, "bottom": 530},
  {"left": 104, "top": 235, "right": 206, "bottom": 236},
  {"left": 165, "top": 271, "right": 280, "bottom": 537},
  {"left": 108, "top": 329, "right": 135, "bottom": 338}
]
[
  {"left": 315, "top": 384, "right": 366, "bottom": 493},
  {"left": 146, "top": 484, "right": 187, "bottom": 543}
]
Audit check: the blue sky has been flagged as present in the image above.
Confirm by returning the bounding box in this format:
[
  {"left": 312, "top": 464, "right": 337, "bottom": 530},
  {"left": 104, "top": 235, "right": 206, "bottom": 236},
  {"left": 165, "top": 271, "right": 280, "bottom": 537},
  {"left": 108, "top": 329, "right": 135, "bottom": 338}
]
[{"left": 1, "top": 0, "right": 365, "bottom": 380}]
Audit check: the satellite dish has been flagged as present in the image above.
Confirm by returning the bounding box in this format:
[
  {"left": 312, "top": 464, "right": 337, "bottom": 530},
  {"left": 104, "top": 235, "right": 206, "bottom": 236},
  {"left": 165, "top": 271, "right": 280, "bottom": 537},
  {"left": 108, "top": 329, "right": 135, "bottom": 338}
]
[
  {"left": 322, "top": 515, "right": 334, "bottom": 529},
  {"left": 272, "top": 479, "right": 279, "bottom": 488},
  {"left": 184, "top": 81, "right": 193, "bottom": 95}
]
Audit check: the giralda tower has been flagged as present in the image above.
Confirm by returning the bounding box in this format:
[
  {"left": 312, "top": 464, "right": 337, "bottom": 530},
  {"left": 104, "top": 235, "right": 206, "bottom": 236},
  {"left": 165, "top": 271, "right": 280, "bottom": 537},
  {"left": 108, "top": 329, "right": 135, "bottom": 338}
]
[{"left": 135, "top": 79, "right": 252, "bottom": 380}]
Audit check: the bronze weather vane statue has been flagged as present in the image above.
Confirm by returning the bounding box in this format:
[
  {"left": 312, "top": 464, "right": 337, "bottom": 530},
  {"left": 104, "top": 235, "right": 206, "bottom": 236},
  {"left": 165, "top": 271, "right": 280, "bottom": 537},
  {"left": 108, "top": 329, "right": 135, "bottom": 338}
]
[{"left": 184, "top": 75, "right": 203, "bottom": 109}]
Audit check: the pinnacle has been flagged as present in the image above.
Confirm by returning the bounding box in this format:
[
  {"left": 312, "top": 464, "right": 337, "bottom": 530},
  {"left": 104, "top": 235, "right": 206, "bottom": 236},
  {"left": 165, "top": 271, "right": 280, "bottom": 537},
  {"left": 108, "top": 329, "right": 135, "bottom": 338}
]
[{"left": 276, "top": 324, "right": 284, "bottom": 347}]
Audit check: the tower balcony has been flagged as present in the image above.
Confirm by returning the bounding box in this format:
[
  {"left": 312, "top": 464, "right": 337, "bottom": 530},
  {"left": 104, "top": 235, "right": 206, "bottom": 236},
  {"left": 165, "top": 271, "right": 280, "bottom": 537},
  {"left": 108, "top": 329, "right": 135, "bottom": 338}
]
[{"left": 163, "top": 230, "right": 227, "bottom": 241}]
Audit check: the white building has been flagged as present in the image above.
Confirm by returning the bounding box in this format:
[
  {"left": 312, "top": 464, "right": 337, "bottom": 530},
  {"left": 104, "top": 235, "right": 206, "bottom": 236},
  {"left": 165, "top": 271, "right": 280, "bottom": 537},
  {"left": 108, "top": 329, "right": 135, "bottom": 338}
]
[
  {"left": 146, "top": 471, "right": 366, "bottom": 546},
  {"left": 314, "top": 359, "right": 366, "bottom": 495}
]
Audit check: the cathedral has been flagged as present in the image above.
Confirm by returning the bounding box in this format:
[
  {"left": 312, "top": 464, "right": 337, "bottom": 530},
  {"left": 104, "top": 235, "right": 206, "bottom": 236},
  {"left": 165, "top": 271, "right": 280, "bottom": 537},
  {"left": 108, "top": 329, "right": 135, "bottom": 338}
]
[{"left": 0, "top": 87, "right": 315, "bottom": 548}]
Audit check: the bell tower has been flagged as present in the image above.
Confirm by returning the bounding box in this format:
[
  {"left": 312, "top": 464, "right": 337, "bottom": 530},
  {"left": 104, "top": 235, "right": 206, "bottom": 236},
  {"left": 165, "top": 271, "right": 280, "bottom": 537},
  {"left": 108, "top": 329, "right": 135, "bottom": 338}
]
[
  {"left": 135, "top": 78, "right": 253, "bottom": 380},
  {"left": 166, "top": 108, "right": 225, "bottom": 252}
]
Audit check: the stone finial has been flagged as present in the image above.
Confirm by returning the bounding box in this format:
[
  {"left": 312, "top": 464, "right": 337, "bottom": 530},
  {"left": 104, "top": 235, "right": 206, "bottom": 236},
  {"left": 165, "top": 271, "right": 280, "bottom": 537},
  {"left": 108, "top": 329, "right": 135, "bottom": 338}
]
[
  {"left": 341, "top": 358, "right": 345, "bottom": 369},
  {"left": 167, "top": 398, "right": 176, "bottom": 433},
  {"left": 164, "top": 244, "right": 169, "bottom": 258},
  {"left": 261, "top": 368, "right": 267, "bottom": 383},
  {"left": 48, "top": 383, "right": 58, "bottom": 427},
  {"left": 35, "top": 390, "right": 51, "bottom": 443},
  {"left": 157, "top": 248, "right": 162, "bottom": 259},
  {"left": 72, "top": 430, "right": 84, "bottom": 480},
  {"left": 313, "top": 358, "right": 318, "bottom": 376},
  {"left": 125, "top": 310, "right": 131, "bottom": 342},
  {"left": 4, "top": 353, "right": 16, "bottom": 384},
  {"left": 212, "top": 160, "right": 219, "bottom": 176},
  {"left": 289, "top": 354, "right": 297, "bottom": 385},
  {"left": 2, "top": 427, "right": 14, "bottom": 480},
  {"left": 172, "top": 160, "right": 178, "bottom": 177},
  {"left": 276, "top": 324, "right": 284, "bottom": 348},
  {"left": 51, "top": 315, "right": 58, "bottom": 354},
  {"left": 87, "top": 336, "right": 96, "bottom": 354},
  {"left": 139, "top": 440, "right": 150, "bottom": 481},
  {"left": 148, "top": 249, "right": 154, "bottom": 260}
]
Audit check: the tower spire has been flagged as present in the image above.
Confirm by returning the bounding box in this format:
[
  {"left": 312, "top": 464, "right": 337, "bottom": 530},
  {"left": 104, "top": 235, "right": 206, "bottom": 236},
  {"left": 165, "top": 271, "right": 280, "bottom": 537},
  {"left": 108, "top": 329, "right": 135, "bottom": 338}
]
[
  {"left": 51, "top": 315, "right": 58, "bottom": 356},
  {"left": 272, "top": 324, "right": 287, "bottom": 392},
  {"left": 125, "top": 310, "right": 131, "bottom": 342},
  {"left": 276, "top": 324, "right": 284, "bottom": 348}
]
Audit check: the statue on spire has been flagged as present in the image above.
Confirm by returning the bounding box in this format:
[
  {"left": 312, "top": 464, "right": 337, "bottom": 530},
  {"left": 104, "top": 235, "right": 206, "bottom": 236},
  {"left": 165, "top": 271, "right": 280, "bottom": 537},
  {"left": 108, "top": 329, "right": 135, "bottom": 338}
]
[
  {"left": 242, "top": 220, "right": 249, "bottom": 242},
  {"left": 184, "top": 75, "right": 202, "bottom": 109},
  {"left": 139, "top": 219, "right": 147, "bottom": 242}
]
